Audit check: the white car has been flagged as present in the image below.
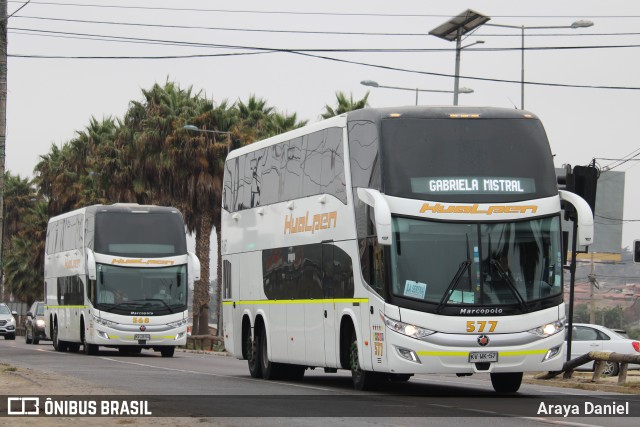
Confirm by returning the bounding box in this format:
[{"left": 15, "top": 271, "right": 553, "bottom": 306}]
[
  {"left": 569, "top": 323, "right": 640, "bottom": 376},
  {"left": 0, "top": 303, "right": 17, "bottom": 340}
]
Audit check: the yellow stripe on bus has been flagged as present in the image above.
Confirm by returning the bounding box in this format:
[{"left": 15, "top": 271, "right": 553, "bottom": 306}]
[
  {"left": 222, "top": 298, "right": 369, "bottom": 306},
  {"left": 417, "top": 349, "right": 549, "bottom": 357},
  {"left": 45, "top": 305, "right": 88, "bottom": 309},
  {"left": 122, "top": 336, "right": 175, "bottom": 340}
]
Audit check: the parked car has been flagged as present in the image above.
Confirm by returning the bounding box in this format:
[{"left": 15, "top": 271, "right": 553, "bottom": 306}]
[
  {"left": 569, "top": 323, "right": 640, "bottom": 376},
  {"left": 25, "top": 301, "right": 48, "bottom": 344},
  {"left": 0, "top": 303, "right": 17, "bottom": 340}
]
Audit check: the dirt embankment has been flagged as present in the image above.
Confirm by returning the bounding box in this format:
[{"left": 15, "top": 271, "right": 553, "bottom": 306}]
[{"left": 0, "top": 363, "right": 212, "bottom": 426}]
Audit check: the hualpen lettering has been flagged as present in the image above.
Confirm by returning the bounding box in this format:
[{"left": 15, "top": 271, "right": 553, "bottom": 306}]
[
  {"left": 420, "top": 203, "right": 537, "bottom": 215},
  {"left": 284, "top": 211, "right": 338, "bottom": 235}
]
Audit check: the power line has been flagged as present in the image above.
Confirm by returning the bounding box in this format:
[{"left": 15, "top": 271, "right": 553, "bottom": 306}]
[
  {"left": 5, "top": 0, "right": 29, "bottom": 19},
  {"left": 8, "top": 1, "right": 640, "bottom": 19},
  {"left": 595, "top": 214, "right": 640, "bottom": 223},
  {"left": 13, "top": 15, "right": 640, "bottom": 39},
  {"left": 10, "top": 26, "right": 640, "bottom": 56}
]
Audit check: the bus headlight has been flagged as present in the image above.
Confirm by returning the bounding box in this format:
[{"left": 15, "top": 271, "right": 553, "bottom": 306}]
[
  {"left": 94, "top": 317, "right": 118, "bottom": 328},
  {"left": 383, "top": 315, "right": 435, "bottom": 340},
  {"left": 528, "top": 319, "right": 565, "bottom": 337},
  {"left": 167, "top": 319, "right": 187, "bottom": 328}
]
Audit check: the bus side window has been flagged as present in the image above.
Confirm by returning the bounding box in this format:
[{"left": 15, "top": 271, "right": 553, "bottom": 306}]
[{"left": 360, "top": 237, "right": 386, "bottom": 297}]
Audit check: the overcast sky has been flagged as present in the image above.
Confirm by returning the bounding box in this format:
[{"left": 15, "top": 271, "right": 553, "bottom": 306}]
[{"left": 5, "top": 0, "right": 640, "bottom": 252}]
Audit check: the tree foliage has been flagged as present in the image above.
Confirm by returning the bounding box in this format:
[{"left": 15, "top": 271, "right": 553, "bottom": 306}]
[{"left": 3, "top": 80, "right": 307, "bottom": 335}]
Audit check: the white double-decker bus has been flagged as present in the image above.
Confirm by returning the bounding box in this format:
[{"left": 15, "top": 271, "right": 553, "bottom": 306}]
[
  {"left": 44, "top": 204, "right": 200, "bottom": 357},
  {"left": 221, "top": 106, "right": 593, "bottom": 392}
]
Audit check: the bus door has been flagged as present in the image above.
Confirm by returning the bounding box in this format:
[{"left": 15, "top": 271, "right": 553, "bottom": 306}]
[
  {"left": 222, "top": 257, "right": 242, "bottom": 357},
  {"left": 322, "top": 242, "right": 338, "bottom": 368}
]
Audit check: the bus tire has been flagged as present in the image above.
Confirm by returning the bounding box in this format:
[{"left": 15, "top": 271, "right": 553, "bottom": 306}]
[
  {"left": 52, "top": 323, "right": 68, "bottom": 352},
  {"left": 247, "top": 331, "right": 262, "bottom": 378},
  {"left": 490, "top": 372, "right": 523, "bottom": 393},
  {"left": 349, "top": 330, "right": 380, "bottom": 391},
  {"left": 160, "top": 347, "right": 175, "bottom": 358},
  {"left": 82, "top": 327, "right": 99, "bottom": 355},
  {"left": 259, "top": 325, "right": 284, "bottom": 380}
]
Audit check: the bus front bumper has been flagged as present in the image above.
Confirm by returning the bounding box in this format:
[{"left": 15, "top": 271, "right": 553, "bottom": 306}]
[
  {"left": 383, "top": 330, "right": 565, "bottom": 375},
  {"left": 90, "top": 325, "right": 188, "bottom": 347}
]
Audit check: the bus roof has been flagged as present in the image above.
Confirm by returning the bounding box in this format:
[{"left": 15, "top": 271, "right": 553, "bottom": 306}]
[
  {"left": 48, "top": 204, "right": 182, "bottom": 223},
  {"left": 225, "top": 106, "right": 539, "bottom": 161},
  {"left": 346, "top": 105, "right": 540, "bottom": 122}
]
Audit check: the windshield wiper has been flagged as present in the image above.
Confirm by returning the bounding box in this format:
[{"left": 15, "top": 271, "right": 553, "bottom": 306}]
[
  {"left": 144, "top": 299, "right": 175, "bottom": 313},
  {"left": 436, "top": 259, "right": 471, "bottom": 314},
  {"left": 99, "top": 301, "right": 142, "bottom": 311},
  {"left": 490, "top": 259, "right": 529, "bottom": 313}
]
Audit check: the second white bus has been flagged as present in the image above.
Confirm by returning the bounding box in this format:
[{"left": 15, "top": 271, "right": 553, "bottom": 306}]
[{"left": 45, "top": 204, "right": 200, "bottom": 357}]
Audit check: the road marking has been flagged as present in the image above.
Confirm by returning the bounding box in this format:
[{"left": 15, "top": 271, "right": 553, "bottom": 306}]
[{"left": 98, "top": 356, "right": 333, "bottom": 392}]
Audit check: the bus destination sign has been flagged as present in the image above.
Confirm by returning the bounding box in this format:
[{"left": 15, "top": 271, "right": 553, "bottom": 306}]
[{"left": 411, "top": 176, "right": 536, "bottom": 195}]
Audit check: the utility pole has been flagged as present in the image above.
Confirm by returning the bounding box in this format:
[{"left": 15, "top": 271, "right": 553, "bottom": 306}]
[
  {"left": 0, "top": 0, "right": 8, "bottom": 297},
  {"left": 589, "top": 252, "right": 596, "bottom": 324}
]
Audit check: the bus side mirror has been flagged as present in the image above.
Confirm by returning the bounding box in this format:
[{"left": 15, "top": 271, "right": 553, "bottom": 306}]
[
  {"left": 357, "top": 188, "right": 392, "bottom": 246},
  {"left": 188, "top": 251, "right": 201, "bottom": 281},
  {"left": 634, "top": 240, "right": 640, "bottom": 264},
  {"left": 559, "top": 190, "right": 594, "bottom": 247},
  {"left": 86, "top": 248, "right": 97, "bottom": 280}
]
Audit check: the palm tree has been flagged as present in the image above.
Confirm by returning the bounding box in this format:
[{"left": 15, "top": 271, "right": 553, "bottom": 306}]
[
  {"left": 1, "top": 172, "right": 38, "bottom": 300},
  {"left": 321, "top": 91, "right": 370, "bottom": 119},
  {"left": 3, "top": 202, "right": 48, "bottom": 305},
  {"left": 34, "top": 117, "right": 118, "bottom": 216},
  {"left": 268, "top": 112, "right": 308, "bottom": 135},
  {"left": 120, "top": 80, "right": 220, "bottom": 335}
]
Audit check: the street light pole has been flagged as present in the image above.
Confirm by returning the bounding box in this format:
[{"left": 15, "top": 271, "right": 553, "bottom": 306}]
[
  {"left": 430, "top": 9, "right": 490, "bottom": 106},
  {"left": 360, "top": 80, "right": 473, "bottom": 105},
  {"left": 183, "top": 124, "right": 232, "bottom": 154},
  {"left": 485, "top": 20, "right": 594, "bottom": 109}
]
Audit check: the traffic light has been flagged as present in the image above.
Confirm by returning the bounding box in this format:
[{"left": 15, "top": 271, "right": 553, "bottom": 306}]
[{"left": 634, "top": 240, "right": 640, "bottom": 264}]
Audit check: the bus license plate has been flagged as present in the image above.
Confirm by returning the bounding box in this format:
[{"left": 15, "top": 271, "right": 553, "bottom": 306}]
[
  {"left": 469, "top": 351, "right": 498, "bottom": 363},
  {"left": 134, "top": 334, "right": 150, "bottom": 340}
]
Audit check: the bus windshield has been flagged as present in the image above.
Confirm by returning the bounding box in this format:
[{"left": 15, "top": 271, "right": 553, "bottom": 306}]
[
  {"left": 95, "top": 211, "right": 187, "bottom": 257},
  {"left": 94, "top": 264, "right": 188, "bottom": 314},
  {"left": 380, "top": 118, "right": 558, "bottom": 204},
  {"left": 390, "top": 216, "right": 562, "bottom": 308}
]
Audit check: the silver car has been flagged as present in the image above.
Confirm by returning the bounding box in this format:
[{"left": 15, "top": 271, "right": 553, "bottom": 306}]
[
  {"left": 570, "top": 323, "right": 640, "bottom": 376},
  {"left": 0, "top": 303, "right": 17, "bottom": 340}
]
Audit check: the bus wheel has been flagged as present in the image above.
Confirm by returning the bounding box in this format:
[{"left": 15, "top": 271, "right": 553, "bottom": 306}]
[
  {"left": 160, "top": 347, "right": 175, "bottom": 358},
  {"left": 82, "top": 330, "right": 98, "bottom": 355},
  {"left": 490, "top": 372, "right": 523, "bottom": 393},
  {"left": 259, "top": 325, "right": 283, "bottom": 380},
  {"left": 53, "top": 323, "right": 68, "bottom": 352},
  {"left": 247, "top": 332, "right": 262, "bottom": 378},
  {"left": 349, "top": 331, "right": 380, "bottom": 391}
]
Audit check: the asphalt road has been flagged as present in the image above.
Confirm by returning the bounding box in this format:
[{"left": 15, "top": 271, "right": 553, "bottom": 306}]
[{"left": 1, "top": 338, "right": 639, "bottom": 426}]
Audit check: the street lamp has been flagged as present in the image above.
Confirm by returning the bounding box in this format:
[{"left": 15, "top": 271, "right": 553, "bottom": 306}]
[
  {"left": 360, "top": 80, "right": 473, "bottom": 105},
  {"left": 485, "top": 19, "right": 594, "bottom": 109},
  {"left": 430, "top": 9, "right": 491, "bottom": 106},
  {"left": 183, "top": 124, "right": 232, "bottom": 154}
]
